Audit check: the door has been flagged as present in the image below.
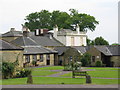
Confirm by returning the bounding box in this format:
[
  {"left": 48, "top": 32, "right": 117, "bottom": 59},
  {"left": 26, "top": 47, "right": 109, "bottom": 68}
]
[{"left": 47, "top": 60, "right": 50, "bottom": 65}]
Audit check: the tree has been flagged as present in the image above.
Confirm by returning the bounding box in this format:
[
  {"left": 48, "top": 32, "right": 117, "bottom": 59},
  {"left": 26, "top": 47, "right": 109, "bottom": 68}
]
[
  {"left": 111, "top": 43, "right": 120, "bottom": 45},
  {"left": 51, "top": 10, "right": 71, "bottom": 29},
  {"left": 94, "top": 37, "right": 109, "bottom": 45},
  {"left": 69, "top": 9, "right": 99, "bottom": 31},
  {"left": 87, "top": 38, "right": 94, "bottom": 45},
  {"left": 25, "top": 10, "right": 51, "bottom": 31},
  {"left": 2, "top": 62, "right": 15, "bottom": 79},
  {"left": 87, "top": 37, "right": 109, "bottom": 45},
  {"left": 80, "top": 53, "right": 91, "bottom": 66},
  {"left": 24, "top": 9, "right": 99, "bottom": 31}
]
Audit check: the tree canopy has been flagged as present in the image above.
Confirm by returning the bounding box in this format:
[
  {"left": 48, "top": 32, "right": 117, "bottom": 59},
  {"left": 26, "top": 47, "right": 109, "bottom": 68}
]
[
  {"left": 24, "top": 9, "right": 99, "bottom": 31},
  {"left": 87, "top": 36, "right": 109, "bottom": 45}
]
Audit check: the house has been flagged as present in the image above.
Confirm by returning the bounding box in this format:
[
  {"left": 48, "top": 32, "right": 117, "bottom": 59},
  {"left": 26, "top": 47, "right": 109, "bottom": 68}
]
[
  {"left": 1, "top": 28, "right": 23, "bottom": 42},
  {"left": 11, "top": 31, "right": 58, "bottom": 66},
  {"left": 54, "top": 45, "right": 120, "bottom": 67},
  {"left": 0, "top": 39, "right": 24, "bottom": 67},
  {"left": 53, "top": 25, "right": 87, "bottom": 46},
  {"left": 86, "top": 45, "right": 120, "bottom": 67},
  {"left": 54, "top": 46, "right": 82, "bottom": 65}
]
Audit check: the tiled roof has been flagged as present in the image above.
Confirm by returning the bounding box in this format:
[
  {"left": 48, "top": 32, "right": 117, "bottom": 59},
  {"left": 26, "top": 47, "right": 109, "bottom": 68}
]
[
  {"left": 11, "top": 36, "right": 38, "bottom": 46},
  {"left": 30, "top": 35, "right": 63, "bottom": 46},
  {"left": 54, "top": 46, "right": 70, "bottom": 55},
  {"left": 24, "top": 46, "right": 58, "bottom": 54},
  {"left": 72, "top": 46, "right": 87, "bottom": 54},
  {"left": 0, "top": 39, "right": 23, "bottom": 50},
  {"left": 2, "top": 31, "right": 23, "bottom": 37},
  {"left": 95, "top": 46, "right": 120, "bottom": 56}
]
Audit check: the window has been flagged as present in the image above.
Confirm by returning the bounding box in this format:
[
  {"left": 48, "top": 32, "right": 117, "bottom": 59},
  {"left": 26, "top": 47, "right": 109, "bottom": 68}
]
[
  {"left": 25, "top": 55, "right": 30, "bottom": 63},
  {"left": 46, "top": 54, "right": 50, "bottom": 60},
  {"left": 92, "top": 56, "right": 95, "bottom": 62},
  {"left": 33, "top": 55, "right": 37, "bottom": 61},
  {"left": 80, "top": 37, "right": 83, "bottom": 46},
  {"left": 40, "top": 54, "right": 43, "bottom": 62},
  {"left": 71, "top": 37, "right": 74, "bottom": 46}
]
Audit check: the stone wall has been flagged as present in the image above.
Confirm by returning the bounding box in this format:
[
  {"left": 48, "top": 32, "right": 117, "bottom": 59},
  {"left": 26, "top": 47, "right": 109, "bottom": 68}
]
[
  {"left": 1, "top": 50, "right": 24, "bottom": 67},
  {"left": 24, "top": 54, "right": 55, "bottom": 66},
  {"left": 87, "top": 47, "right": 102, "bottom": 66},
  {"left": 111, "top": 56, "right": 120, "bottom": 67}
]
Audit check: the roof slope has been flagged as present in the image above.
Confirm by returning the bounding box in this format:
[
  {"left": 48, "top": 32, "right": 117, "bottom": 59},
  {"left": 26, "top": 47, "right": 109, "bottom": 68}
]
[
  {"left": 30, "top": 35, "right": 63, "bottom": 46},
  {"left": 54, "top": 46, "right": 70, "bottom": 55},
  {"left": 24, "top": 46, "right": 57, "bottom": 54},
  {"left": 2, "top": 31, "right": 23, "bottom": 37},
  {"left": 95, "top": 46, "right": 120, "bottom": 56},
  {"left": 0, "top": 39, "right": 23, "bottom": 50},
  {"left": 11, "top": 36, "right": 38, "bottom": 46}
]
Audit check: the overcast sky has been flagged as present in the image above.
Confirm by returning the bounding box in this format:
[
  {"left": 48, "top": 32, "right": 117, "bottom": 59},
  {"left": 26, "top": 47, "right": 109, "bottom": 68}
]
[{"left": 0, "top": 0, "right": 119, "bottom": 44}]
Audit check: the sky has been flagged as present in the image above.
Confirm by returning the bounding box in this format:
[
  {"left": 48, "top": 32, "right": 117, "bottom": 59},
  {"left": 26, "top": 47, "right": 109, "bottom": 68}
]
[{"left": 0, "top": 0, "right": 119, "bottom": 44}]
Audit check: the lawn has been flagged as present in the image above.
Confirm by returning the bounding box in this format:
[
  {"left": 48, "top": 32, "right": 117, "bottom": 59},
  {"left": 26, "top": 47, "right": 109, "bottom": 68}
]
[
  {"left": 1, "top": 66, "right": 119, "bottom": 85},
  {"left": 2, "top": 77, "right": 118, "bottom": 85},
  {"left": 85, "top": 67, "right": 119, "bottom": 70},
  {"left": 32, "top": 70, "right": 58, "bottom": 76},
  {"left": 32, "top": 66, "right": 64, "bottom": 70},
  {"left": 61, "top": 71, "right": 118, "bottom": 78}
]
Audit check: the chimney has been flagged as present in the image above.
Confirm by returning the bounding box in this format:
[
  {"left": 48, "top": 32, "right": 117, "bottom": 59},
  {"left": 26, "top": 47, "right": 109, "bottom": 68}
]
[
  {"left": 53, "top": 25, "right": 58, "bottom": 38},
  {"left": 76, "top": 24, "right": 80, "bottom": 34},
  {"left": 10, "top": 28, "right": 15, "bottom": 31},
  {"left": 22, "top": 26, "right": 30, "bottom": 37},
  {"left": 35, "top": 29, "right": 40, "bottom": 36}
]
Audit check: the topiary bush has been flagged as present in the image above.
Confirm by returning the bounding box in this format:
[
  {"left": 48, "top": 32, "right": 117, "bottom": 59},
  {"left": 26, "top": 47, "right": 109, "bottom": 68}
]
[{"left": 95, "top": 61, "right": 102, "bottom": 67}]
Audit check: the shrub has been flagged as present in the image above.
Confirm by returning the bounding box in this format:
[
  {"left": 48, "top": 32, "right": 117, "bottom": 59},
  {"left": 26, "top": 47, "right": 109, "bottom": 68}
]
[
  {"left": 95, "top": 61, "right": 102, "bottom": 67},
  {"left": 2, "top": 62, "right": 15, "bottom": 79},
  {"left": 81, "top": 53, "right": 91, "bottom": 67},
  {"left": 15, "top": 69, "right": 32, "bottom": 78},
  {"left": 32, "top": 61, "right": 37, "bottom": 66}
]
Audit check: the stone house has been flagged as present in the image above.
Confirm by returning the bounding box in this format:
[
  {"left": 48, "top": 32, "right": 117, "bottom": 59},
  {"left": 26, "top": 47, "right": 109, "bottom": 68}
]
[
  {"left": 1, "top": 28, "right": 23, "bottom": 42},
  {"left": 23, "top": 46, "right": 58, "bottom": 67},
  {"left": 86, "top": 46, "right": 120, "bottom": 67},
  {"left": 0, "top": 39, "right": 24, "bottom": 67},
  {"left": 54, "top": 46, "right": 120, "bottom": 67},
  {"left": 54, "top": 46, "right": 82, "bottom": 66},
  {"left": 11, "top": 35, "right": 58, "bottom": 66}
]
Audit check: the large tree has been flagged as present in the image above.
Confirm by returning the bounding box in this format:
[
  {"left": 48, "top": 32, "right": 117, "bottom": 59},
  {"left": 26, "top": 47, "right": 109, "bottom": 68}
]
[
  {"left": 69, "top": 9, "right": 99, "bottom": 31},
  {"left": 24, "top": 9, "right": 99, "bottom": 31}
]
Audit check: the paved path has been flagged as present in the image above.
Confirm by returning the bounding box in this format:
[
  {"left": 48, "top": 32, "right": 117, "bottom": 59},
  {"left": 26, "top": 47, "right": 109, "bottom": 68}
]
[{"left": 2, "top": 84, "right": 118, "bottom": 88}]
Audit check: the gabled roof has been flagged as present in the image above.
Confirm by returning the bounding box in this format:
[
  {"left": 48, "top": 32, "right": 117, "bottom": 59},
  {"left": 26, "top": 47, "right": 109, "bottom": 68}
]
[
  {"left": 55, "top": 45, "right": 120, "bottom": 56},
  {"left": 24, "top": 46, "right": 58, "bottom": 54},
  {"left": 54, "top": 46, "right": 70, "bottom": 55},
  {"left": 94, "top": 46, "right": 120, "bottom": 56},
  {"left": 2, "top": 31, "right": 23, "bottom": 37},
  {"left": 0, "top": 39, "right": 23, "bottom": 50},
  {"left": 72, "top": 46, "right": 87, "bottom": 54}
]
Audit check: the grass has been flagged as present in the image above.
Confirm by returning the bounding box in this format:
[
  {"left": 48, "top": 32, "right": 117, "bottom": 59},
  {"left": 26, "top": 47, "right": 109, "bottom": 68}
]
[
  {"left": 32, "top": 70, "right": 58, "bottom": 76},
  {"left": 61, "top": 70, "right": 118, "bottom": 78},
  {"left": 2, "top": 77, "right": 118, "bottom": 85},
  {"left": 2, "top": 66, "right": 119, "bottom": 85},
  {"left": 32, "top": 66, "right": 64, "bottom": 70},
  {"left": 85, "top": 67, "right": 119, "bottom": 70}
]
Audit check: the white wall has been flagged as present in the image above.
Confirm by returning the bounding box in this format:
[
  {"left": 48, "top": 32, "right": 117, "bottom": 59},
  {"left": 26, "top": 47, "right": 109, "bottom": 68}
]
[{"left": 57, "top": 35, "right": 66, "bottom": 45}]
